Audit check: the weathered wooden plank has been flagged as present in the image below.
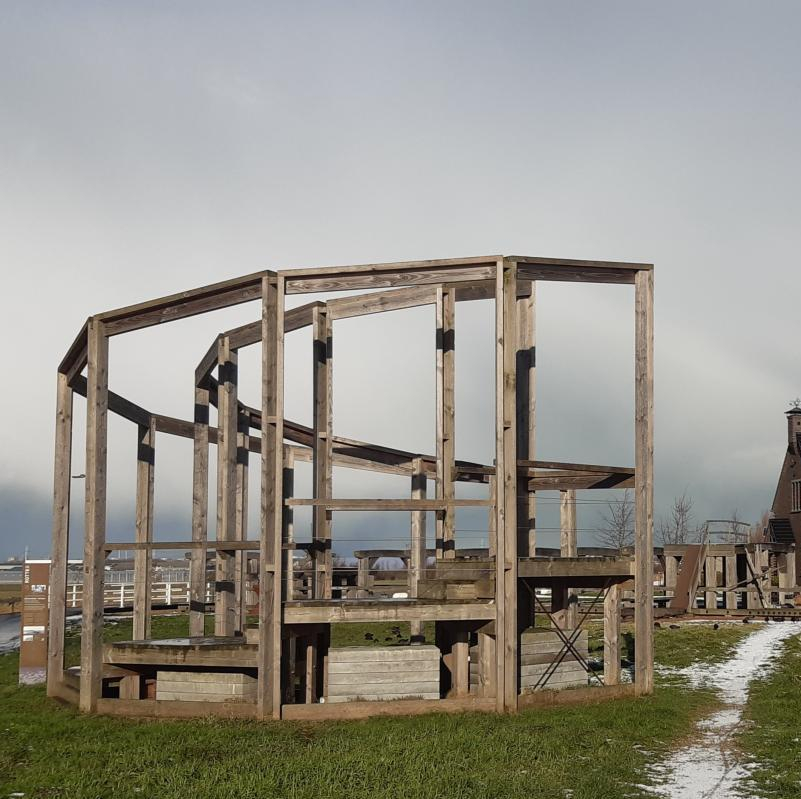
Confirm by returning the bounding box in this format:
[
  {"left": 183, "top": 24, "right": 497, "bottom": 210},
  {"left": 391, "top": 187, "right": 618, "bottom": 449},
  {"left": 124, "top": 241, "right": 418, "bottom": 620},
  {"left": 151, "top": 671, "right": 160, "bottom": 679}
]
[
  {"left": 312, "top": 305, "right": 333, "bottom": 599},
  {"left": 215, "top": 337, "right": 238, "bottom": 637},
  {"left": 282, "top": 695, "right": 495, "bottom": 721},
  {"left": 235, "top": 409, "right": 250, "bottom": 633},
  {"left": 281, "top": 257, "right": 498, "bottom": 294},
  {"left": 286, "top": 498, "right": 489, "bottom": 510},
  {"left": 258, "top": 274, "right": 284, "bottom": 719},
  {"left": 282, "top": 600, "right": 496, "bottom": 624},
  {"left": 189, "top": 380, "right": 210, "bottom": 636},
  {"left": 634, "top": 268, "right": 654, "bottom": 695},
  {"left": 409, "top": 457, "right": 426, "bottom": 638},
  {"left": 95, "top": 698, "right": 258, "bottom": 719},
  {"left": 96, "top": 270, "right": 274, "bottom": 336},
  {"left": 436, "top": 286, "right": 456, "bottom": 559},
  {"left": 495, "top": 258, "right": 519, "bottom": 712},
  {"left": 47, "top": 372, "right": 72, "bottom": 698},
  {"left": 133, "top": 418, "right": 155, "bottom": 640},
  {"left": 70, "top": 374, "right": 151, "bottom": 427},
  {"left": 80, "top": 319, "right": 108, "bottom": 713},
  {"left": 603, "top": 583, "right": 622, "bottom": 686},
  {"left": 516, "top": 288, "right": 536, "bottom": 557}
]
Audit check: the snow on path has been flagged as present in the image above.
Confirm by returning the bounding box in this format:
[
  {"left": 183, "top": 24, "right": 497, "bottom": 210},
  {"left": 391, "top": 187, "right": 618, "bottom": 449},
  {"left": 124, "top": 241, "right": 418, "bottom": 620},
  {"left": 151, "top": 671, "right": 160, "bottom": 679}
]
[{"left": 642, "top": 621, "right": 800, "bottom": 799}]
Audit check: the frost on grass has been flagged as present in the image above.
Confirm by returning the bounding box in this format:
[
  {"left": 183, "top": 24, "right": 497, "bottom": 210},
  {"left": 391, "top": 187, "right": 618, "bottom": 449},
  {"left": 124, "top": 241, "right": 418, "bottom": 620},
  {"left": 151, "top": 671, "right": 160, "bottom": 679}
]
[{"left": 641, "top": 621, "right": 800, "bottom": 799}]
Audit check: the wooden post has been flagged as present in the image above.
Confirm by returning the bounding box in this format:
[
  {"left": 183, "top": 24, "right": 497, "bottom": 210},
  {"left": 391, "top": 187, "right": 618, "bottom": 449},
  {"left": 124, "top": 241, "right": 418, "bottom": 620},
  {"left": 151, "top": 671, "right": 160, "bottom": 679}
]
[
  {"left": 634, "top": 268, "right": 654, "bottom": 696},
  {"left": 132, "top": 418, "right": 155, "bottom": 640},
  {"left": 603, "top": 583, "right": 622, "bottom": 686},
  {"left": 665, "top": 555, "right": 677, "bottom": 597},
  {"left": 189, "top": 379, "right": 210, "bottom": 637},
  {"left": 555, "top": 490, "right": 578, "bottom": 629},
  {"left": 356, "top": 556, "right": 370, "bottom": 598},
  {"left": 215, "top": 337, "right": 238, "bottom": 637},
  {"left": 235, "top": 410, "right": 250, "bottom": 633},
  {"left": 477, "top": 630, "right": 496, "bottom": 698},
  {"left": 436, "top": 286, "right": 456, "bottom": 559},
  {"left": 410, "top": 456, "right": 426, "bottom": 639},
  {"left": 80, "top": 318, "right": 108, "bottom": 713},
  {"left": 282, "top": 446, "right": 295, "bottom": 601},
  {"left": 725, "top": 554, "right": 738, "bottom": 610},
  {"left": 704, "top": 554, "right": 717, "bottom": 610},
  {"left": 452, "top": 626, "right": 470, "bottom": 697},
  {"left": 516, "top": 287, "right": 536, "bottom": 557},
  {"left": 495, "top": 259, "right": 518, "bottom": 712},
  {"left": 488, "top": 475, "right": 496, "bottom": 559},
  {"left": 312, "top": 305, "right": 333, "bottom": 598},
  {"left": 47, "top": 372, "right": 72, "bottom": 697},
  {"left": 258, "top": 274, "right": 284, "bottom": 719}
]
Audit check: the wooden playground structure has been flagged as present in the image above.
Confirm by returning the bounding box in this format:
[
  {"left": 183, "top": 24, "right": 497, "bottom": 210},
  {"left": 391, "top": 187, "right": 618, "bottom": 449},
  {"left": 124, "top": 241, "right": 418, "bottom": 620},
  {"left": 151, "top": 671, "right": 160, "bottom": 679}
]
[{"left": 47, "top": 255, "right": 654, "bottom": 720}]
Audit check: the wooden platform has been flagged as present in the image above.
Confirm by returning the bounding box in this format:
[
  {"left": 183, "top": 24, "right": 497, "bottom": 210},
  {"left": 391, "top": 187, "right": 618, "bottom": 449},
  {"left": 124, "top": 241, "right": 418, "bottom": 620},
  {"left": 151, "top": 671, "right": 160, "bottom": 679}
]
[{"left": 103, "top": 637, "right": 257, "bottom": 668}]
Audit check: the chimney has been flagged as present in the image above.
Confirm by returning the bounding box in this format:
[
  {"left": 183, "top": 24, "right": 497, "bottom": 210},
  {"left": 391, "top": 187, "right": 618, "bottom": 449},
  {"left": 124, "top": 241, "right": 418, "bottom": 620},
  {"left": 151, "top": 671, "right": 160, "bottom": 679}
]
[{"left": 787, "top": 405, "right": 801, "bottom": 447}]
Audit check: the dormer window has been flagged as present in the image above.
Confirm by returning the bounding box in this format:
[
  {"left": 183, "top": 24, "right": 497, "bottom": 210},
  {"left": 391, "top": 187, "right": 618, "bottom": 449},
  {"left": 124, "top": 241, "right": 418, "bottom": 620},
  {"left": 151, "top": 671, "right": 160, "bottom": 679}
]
[{"left": 793, "top": 479, "right": 801, "bottom": 513}]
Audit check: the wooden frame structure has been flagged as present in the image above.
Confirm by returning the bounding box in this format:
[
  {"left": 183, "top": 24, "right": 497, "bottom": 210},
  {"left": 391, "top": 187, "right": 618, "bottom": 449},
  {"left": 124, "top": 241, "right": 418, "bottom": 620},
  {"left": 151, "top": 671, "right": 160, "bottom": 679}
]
[{"left": 47, "top": 255, "right": 654, "bottom": 719}]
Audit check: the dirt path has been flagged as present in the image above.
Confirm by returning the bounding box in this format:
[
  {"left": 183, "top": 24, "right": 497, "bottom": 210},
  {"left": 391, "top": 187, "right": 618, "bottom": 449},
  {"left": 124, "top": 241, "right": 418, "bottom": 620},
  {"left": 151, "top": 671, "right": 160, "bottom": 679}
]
[{"left": 643, "top": 621, "right": 800, "bottom": 799}]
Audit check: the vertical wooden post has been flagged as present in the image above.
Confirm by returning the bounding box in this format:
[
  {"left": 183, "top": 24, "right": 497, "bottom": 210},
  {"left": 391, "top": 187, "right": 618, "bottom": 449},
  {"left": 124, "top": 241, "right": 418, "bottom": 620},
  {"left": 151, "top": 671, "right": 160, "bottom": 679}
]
[
  {"left": 488, "top": 474, "right": 497, "bottom": 559},
  {"left": 357, "top": 556, "right": 370, "bottom": 598},
  {"left": 665, "top": 555, "right": 678, "bottom": 597},
  {"left": 189, "top": 379, "right": 210, "bottom": 637},
  {"left": 516, "top": 286, "right": 536, "bottom": 557},
  {"left": 725, "top": 554, "right": 738, "bottom": 610},
  {"left": 235, "top": 410, "right": 250, "bottom": 634},
  {"left": 410, "top": 456, "right": 426, "bottom": 639},
  {"left": 258, "top": 274, "right": 284, "bottom": 719},
  {"left": 477, "top": 630, "right": 496, "bottom": 698},
  {"left": 452, "top": 625, "right": 470, "bottom": 697},
  {"left": 47, "top": 372, "right": 73, "bottom": 697},
  {"left": 704, "top": 554, "right": 717, "bottom": 610},
  {"left": 215, "top": 337, "right": 238, "bottom": 637},
  {"left": 436, "top": 287, "right": 456, "bottom": 560},
  {"left": 603, "top": 583, "right": 622, "bottom": 686},
  {"left": 80, "top": 318, "right": 108, "bottom": 713},
  {"left": 132, "top": 417, "right": 155, "bottom": 640},
  {"left": 634, "top": 268, "right": 654, "bottom": 696},
  {"left": 282, "top": 446, "right": 295, "bottom": 601},
  {"left": 495, "top": 259, "right": 518, "bottom": 712},
  {"left": 312, "top": 305, "right": 333, "bottom": 599},
  {"left": 555, "top": 489, "right": 578, "bottom": 629}
]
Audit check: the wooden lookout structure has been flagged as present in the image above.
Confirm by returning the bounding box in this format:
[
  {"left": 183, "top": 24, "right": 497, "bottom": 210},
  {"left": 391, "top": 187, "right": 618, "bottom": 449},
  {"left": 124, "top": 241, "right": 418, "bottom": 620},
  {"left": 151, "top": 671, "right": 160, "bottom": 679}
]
[{"left": 47, "top": 255, "right": 654, "bottom": 720}]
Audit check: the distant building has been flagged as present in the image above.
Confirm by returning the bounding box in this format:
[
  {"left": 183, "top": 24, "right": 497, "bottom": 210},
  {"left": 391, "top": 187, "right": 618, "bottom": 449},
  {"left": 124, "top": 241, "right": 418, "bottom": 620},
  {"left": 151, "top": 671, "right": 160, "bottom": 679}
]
[{"left": 769, "top": 406, "right": 801, "bottom": 566}]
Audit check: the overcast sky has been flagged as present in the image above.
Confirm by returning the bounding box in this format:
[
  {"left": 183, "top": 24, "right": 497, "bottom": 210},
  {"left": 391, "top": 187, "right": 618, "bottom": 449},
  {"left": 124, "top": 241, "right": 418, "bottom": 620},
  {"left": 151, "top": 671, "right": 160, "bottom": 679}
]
[{"left": 1, "top": 1, "right": 800, "bottom": 559}]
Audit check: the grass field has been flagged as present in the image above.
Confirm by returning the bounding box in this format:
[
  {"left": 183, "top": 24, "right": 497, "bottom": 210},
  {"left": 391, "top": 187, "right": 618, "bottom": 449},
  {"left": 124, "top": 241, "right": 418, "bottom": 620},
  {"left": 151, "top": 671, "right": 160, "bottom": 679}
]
[
  {"left": 738, "top": 629, "right": 801, "bottom": 798},
  {"left": 0, "top": 583, "right": 22, "bottom": 614},
  {"left": 1, "top": 616, "right": 754, "bottom": 799}
]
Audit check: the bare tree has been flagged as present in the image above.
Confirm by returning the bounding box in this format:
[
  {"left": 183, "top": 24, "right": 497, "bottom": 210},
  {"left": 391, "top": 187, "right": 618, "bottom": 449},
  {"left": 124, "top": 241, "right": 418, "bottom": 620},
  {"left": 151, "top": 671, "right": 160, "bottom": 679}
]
[
  {"left": 657, "top": 492, "right": 695, "bottom": 544},
  {"left": 750, "top": 510, "right": 769, "bottom": 543},
  {"left": 596, "top": 489, "right": 634, "bottom": 551}
]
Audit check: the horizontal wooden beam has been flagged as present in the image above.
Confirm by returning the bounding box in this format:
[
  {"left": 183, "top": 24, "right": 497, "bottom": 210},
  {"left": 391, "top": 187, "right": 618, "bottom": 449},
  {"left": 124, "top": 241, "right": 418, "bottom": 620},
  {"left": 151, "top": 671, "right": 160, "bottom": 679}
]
[
  {"left": 282, "top": 257, "right": 498, "bottom": 294},
  {"left": 96, "top": 270, "right": 275, "bottom": 337},
  {"left": 285, "top": 498, "right": 490, "bottom": 510},
  {"left": 527, "top": 474, "right": 635, "bottom": 491},
  {"left": 103, "top": 540, "right": 262, "bottom": 552},
  {"left": 71, "top": 374, "right": 151, "bottom": 427},
  {"left": 283, "top": 599, "right": 496, "bottom": 624},
  {"left": 282, "top": 696, "right": 495, "bottom": 721}
]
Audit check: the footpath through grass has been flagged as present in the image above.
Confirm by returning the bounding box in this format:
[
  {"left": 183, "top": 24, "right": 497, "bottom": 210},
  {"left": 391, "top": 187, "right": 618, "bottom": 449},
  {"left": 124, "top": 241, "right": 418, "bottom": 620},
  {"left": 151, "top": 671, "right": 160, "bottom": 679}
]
[
  {"left": 0, "top": 617, "right": 738, "bottom": 799},
  {"left": 738, "top": 627, "right": 801, "bottom": 798}
]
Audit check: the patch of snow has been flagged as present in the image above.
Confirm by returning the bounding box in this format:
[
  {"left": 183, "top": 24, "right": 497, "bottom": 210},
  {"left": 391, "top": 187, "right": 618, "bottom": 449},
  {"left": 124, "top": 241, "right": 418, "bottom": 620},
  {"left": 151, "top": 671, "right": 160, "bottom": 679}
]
[{"left": 643, "top": 621, "right": 800, "bottom": 799}]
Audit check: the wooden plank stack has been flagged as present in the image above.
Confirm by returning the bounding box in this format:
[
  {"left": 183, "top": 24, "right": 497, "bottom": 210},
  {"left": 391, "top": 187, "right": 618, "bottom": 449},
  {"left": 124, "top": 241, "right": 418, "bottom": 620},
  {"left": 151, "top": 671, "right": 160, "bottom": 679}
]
[{"left": 326, "top": 646, "right": 440, "bottom": 703}]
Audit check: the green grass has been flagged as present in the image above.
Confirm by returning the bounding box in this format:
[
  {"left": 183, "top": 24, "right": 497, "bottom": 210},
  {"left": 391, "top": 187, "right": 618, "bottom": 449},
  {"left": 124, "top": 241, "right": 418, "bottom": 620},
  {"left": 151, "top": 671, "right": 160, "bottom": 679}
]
[
  {"left": 737, "top": 631, "right": 801, "bottom": 798},
  {"left": 653, "top": 622, "right": 757, "bottom": 670},
  {"left": 0, "top": 617, "right": 734, "bottom": 799}
]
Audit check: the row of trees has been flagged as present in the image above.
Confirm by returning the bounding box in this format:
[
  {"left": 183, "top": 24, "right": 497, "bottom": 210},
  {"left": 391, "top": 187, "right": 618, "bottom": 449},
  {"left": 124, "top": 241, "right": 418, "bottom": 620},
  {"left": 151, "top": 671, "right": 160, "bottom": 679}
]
[{"left": 594, "top": 489, "right": 767, "bottom": 549}]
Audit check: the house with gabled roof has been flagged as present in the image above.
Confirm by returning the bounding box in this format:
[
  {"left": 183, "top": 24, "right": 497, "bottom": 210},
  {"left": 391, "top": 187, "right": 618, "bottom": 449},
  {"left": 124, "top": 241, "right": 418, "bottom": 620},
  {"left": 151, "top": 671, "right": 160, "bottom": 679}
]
[{"left": 769, "top": 405, "right": 801, "bottom": 567}]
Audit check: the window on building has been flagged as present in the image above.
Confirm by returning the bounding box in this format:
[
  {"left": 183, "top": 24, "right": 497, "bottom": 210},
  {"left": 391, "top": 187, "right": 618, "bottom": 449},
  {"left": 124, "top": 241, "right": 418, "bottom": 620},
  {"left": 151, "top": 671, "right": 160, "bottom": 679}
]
[{"left": 793, "top": 479, "right": 801, "bottom": 513}]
